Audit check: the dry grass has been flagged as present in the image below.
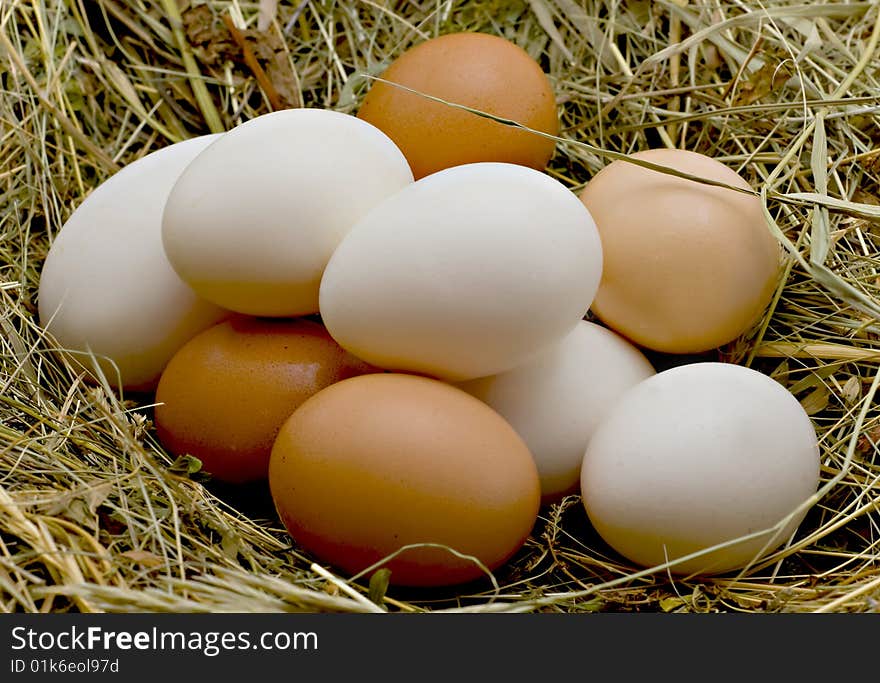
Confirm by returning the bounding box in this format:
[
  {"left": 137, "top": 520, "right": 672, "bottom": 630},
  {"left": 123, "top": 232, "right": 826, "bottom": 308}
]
[{"left": 2, "top": 0, "right": 879, "bottom": 613}]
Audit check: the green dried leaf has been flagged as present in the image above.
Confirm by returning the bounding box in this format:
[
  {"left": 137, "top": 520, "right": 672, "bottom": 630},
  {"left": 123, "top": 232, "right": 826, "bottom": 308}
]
[
  {"left": 800, "top": 385, "right": 831, "bottom": 416},
  {"left": 660, "top": 596, "right": 685, "bottom": 612},
  {"left": 368, "top": 569, "right": 392, "bottom": 606}
]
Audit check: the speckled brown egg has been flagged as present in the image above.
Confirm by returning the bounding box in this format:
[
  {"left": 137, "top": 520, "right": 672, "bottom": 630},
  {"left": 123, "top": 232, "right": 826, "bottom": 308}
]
[
  {"left": 268, "top": 373, "right": 541, "bottom": 587},
  {"left": 357, "top": 32, "right": 558, "bottom": 179},
  {"left": 154, "top": 316, "right": 377, "bottom": 484},
  {"left": 579, "top": 148, "right": 782, "bottom": 353}
]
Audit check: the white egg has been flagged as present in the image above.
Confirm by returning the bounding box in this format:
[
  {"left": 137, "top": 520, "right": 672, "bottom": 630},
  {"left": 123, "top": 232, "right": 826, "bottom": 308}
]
[
  {"left": 319, "top": 162, "right": 603, "bottom": 381},
  {"left": 457, "top": 321, "right": 655, "bottom": 501},
  {"left": 38, "top": 136, "right": 229, "bottom": 391},
  {"left": 580, "top": 362, "right": 820, "bottom": 575},
  {"left": 161, "top": 109, "right": 413, "bottom": 316}
]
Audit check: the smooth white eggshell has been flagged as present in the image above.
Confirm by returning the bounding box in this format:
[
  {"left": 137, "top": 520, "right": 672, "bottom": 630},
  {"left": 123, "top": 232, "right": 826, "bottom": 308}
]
[
  {"left": 457, "top": 321, "right": 655, "bottom": 501},
  {"left": 38, "top": 136, "right": 229, "bottom": 391},
  {"left": 319, "top": 162, "right": 603, "bottom": 381},
  {"left": 580, "top": 362, "right": 820, "bottom": 575},
  {"left": 161, "top": 109, "right": 414, "bottom": 316}
]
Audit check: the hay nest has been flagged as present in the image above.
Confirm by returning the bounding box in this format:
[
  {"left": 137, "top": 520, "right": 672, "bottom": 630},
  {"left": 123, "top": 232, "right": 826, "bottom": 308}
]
[{"left": 2, "top": 0, "right": 879, "bottom": 614}]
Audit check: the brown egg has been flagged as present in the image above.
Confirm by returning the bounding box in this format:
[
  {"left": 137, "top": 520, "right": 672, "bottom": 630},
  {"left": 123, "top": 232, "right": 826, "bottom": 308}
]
[
  {"left": 357, "top": 32, "right": 558, "bottom": 180},
  {"left": 154, "top": 316, "right": 377, "bottom": 484},
  {"left": 579, "top": 148, "right": 782, "bottom": 353},
  {"left": 269, "top": 373, "right": 541, "bottom": 587}
]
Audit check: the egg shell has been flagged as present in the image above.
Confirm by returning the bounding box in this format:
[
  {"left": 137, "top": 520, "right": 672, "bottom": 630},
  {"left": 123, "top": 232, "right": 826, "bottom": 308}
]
[
  {"left": 37, "top": 136, "right": 229, "bottom": 391},
  {"left": 357, "top": 32, "right": 558, "bottom": 179},
  {"left": 154, "top": 316, "right": 378, "bottom": 484},
  {"left": 161, "top": 109, "right": 414, "bottom": 317},
  {"left": 319, "top": 162, "right": 603, "bottom": 381},
  {"left": 580, "top": 362, "right": 820, "bottom": 575},
  {"left": 579, "top": 148, "right": 782, "bottom": 353},
  {"left": 457, "top": 320, "right": 655, "bottom": 502},
  {"left": 269, "top": 373, "right": 541, "bottom": 587}
]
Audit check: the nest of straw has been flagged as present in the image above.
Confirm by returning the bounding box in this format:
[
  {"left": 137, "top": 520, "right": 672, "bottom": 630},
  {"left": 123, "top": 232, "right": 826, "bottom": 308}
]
[{"left": 2, "top": 0, "right": 879, "bottom": 614}]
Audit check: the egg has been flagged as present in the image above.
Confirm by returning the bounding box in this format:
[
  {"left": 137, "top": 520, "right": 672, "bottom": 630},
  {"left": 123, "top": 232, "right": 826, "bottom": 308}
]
[
  {"left": 457, "top": 321, "right": 655, "bottom": 502},
  {"left": 580, "top": 362, "right": 820, "bottom": 575},
  {"left": 161, "top": 108, "right": 413, "bottom": 317},
  {"left": 268, "top": 373, "right": 541, "bottom": 587},
  {"left": 154, "top": 316, "right": 377, "bottom": 484},
  {"left": 319, "top": 162, "right": 603, "bottom": 381},
  {"left": 357, "top": 32, "right": 558, "bottom": 179},
  {"left": 37, "top": 136, "right": 229, "bottom": 391},
  {"left": 579, "top": 148, "right": 782, "bottom": 353}
]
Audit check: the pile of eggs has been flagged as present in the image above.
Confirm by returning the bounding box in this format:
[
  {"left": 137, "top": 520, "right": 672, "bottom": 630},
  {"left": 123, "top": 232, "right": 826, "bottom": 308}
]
[{"left": 38, "top": 32, "right": 821, "bottom": 586}]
